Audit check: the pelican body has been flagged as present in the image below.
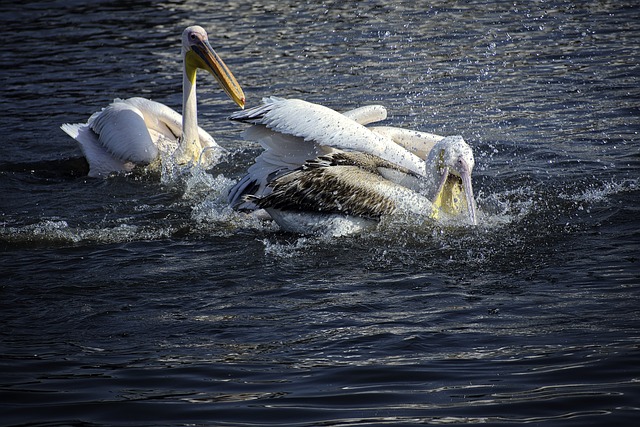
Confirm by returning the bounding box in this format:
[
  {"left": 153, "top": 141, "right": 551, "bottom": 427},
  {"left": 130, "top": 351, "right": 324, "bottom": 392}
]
[
  {"left": 61, "top": 26, "right": 245, "bottom": 178},
  {"left": 229, "top": 97, "right": 477, "bottom": 236}
]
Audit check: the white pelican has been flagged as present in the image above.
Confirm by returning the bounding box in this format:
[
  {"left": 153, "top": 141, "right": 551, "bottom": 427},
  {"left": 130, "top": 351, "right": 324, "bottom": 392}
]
[
  {"left": 228, "top": 97, "right": 476, "bottom": 235},
  {"left": 61, "top": 26, "right": 245, "bottom": 178}
]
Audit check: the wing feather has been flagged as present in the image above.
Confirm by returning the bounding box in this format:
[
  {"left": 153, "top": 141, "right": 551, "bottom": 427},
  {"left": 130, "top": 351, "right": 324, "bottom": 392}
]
[
  {"left": 369, "top": 126, "right": 444, "bottom": 161},
  {"left": 123, "top": 97, "right": 220, "bottom": 150},
  {"left": 341, "top": 104, "right": 387, "bottom": 125},
  {"left": 227, "top": 125, "right": 335, "bottom": 209},
  {"left": 230, "top": 98, "right": 426, "bottom": 175},
  {"left": 60, "top": 123, "right": 134, "bottom": 177},
  {"left": 228, "top": 98, "right": 433, "bottom": 208},
  {"left": 88, "top": 100, "right": 159, "bottom": 164},
  {"left": 251, "top": 164, "right": 433, "bottom": 219}
]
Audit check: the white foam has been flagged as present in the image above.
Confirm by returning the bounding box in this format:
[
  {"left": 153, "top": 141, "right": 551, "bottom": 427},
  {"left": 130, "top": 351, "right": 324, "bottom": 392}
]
[
  {"left": 261, "top": 236, "right": 314, "bottom": 258},
  {"left": 0, "top": 220, "right": 174, "bottom": 245},
  {"left": 560, "top": 178, "right": 638, "bottom": 203}
]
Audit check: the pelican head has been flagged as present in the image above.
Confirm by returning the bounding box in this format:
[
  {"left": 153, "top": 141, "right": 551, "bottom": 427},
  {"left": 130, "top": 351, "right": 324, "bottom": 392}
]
[
  {"left": 182, "top": 25, "right": 245, "bottom": 109},
  {"left": 426, "top": 136, "right": 477, "bottom": 225}
]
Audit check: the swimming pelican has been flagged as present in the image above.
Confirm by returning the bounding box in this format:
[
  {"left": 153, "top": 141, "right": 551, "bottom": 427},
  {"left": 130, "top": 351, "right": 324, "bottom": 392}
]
[
  {"left": 228, "top": 97, "right": 476, "bottom": 235},
  {"left": 61, "top": 26, "right": 245, "bottom": 178}
]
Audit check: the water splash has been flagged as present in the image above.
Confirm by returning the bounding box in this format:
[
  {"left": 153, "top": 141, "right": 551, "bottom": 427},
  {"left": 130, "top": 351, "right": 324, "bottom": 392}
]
[
  {"left": 187, "top": 169, "right": 277, "bottom": 236},
  {"left": 559, "top": 178, "right": 638, "bottom": 203},
  {"left": 261, "top": 236, "right": 314, "bottom": 258},
  {"left": 0, "top": 219, "right": 174, "bottom": 246},
  {"left": 159, "top": 144, "right": 226, "bottom": 187}
]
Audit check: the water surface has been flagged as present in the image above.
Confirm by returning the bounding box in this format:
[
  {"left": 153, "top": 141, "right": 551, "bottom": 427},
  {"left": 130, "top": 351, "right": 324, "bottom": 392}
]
[{"left": 1, "top": 1, "right": 639, "bottom": 426}]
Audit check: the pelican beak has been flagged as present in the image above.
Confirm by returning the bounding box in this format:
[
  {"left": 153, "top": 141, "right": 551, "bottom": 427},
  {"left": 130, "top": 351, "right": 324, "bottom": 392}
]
[
  {"left": 431, "top": 159, "right": 477, "bottom": 225},
  {"left": 459, "top": 159, "right": 477, "bottom": 225},
  {"left": 187, "top": 39, "right": 245, "bottom": 109}
]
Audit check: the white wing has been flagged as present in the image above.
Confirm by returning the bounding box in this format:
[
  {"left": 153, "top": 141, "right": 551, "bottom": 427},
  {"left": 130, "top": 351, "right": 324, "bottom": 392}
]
[
  {"left": 232, "top": 97, "right": 425, "bottom": 173},
  {"left": 60, "top": 122, "right": 135, "bottom": 177},
  {"left": 87, "top": 99, "right": 160, "bottom": 164},
  {"left": 341, "top": 104, "right": 388, "bottom": 125},
  {"left": 228, "top": 97, "right": 426, "bottom": 208},
  {"left": 368, "top": 126, "right": 444, "bottom": 161},
  {"left": 61, "top": 97, "right": 221, "bottom": 177}
]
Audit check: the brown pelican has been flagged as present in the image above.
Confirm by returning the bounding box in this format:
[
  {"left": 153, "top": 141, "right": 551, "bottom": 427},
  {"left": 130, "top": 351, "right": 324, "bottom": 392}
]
[{"left": 61, "top": 26, "right": 245, "bottom": 178}]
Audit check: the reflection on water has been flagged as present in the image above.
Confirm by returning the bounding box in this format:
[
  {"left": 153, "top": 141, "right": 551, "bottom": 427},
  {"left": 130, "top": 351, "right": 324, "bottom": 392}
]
[{"left": 1, "top": 1, "right": 639, "bottom": 426}]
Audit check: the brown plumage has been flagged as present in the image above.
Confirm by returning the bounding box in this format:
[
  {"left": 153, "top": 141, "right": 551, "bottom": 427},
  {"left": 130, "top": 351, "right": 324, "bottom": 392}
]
[{"left": 245, "top": 151, "right": 422, "bottom": 220}]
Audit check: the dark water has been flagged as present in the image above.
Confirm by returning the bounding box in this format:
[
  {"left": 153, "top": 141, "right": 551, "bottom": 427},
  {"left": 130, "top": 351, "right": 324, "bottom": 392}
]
[{"left": 1, "top": 1, "right": 639, "bottom": 425}]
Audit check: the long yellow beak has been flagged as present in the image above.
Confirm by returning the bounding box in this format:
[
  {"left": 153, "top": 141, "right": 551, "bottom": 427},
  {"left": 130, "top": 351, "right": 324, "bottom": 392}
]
[{"left": 186, "top": 39, "right": 245, "bottom": 109}]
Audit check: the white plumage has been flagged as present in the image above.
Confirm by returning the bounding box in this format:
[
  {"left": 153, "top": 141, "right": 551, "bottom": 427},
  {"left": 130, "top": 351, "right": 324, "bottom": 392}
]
[
  {"left": 61, "top": 26, "right": 245, "bottom": 178},
  {"left": 229, "top": 97, "right": 477, "bottom": 236}
]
